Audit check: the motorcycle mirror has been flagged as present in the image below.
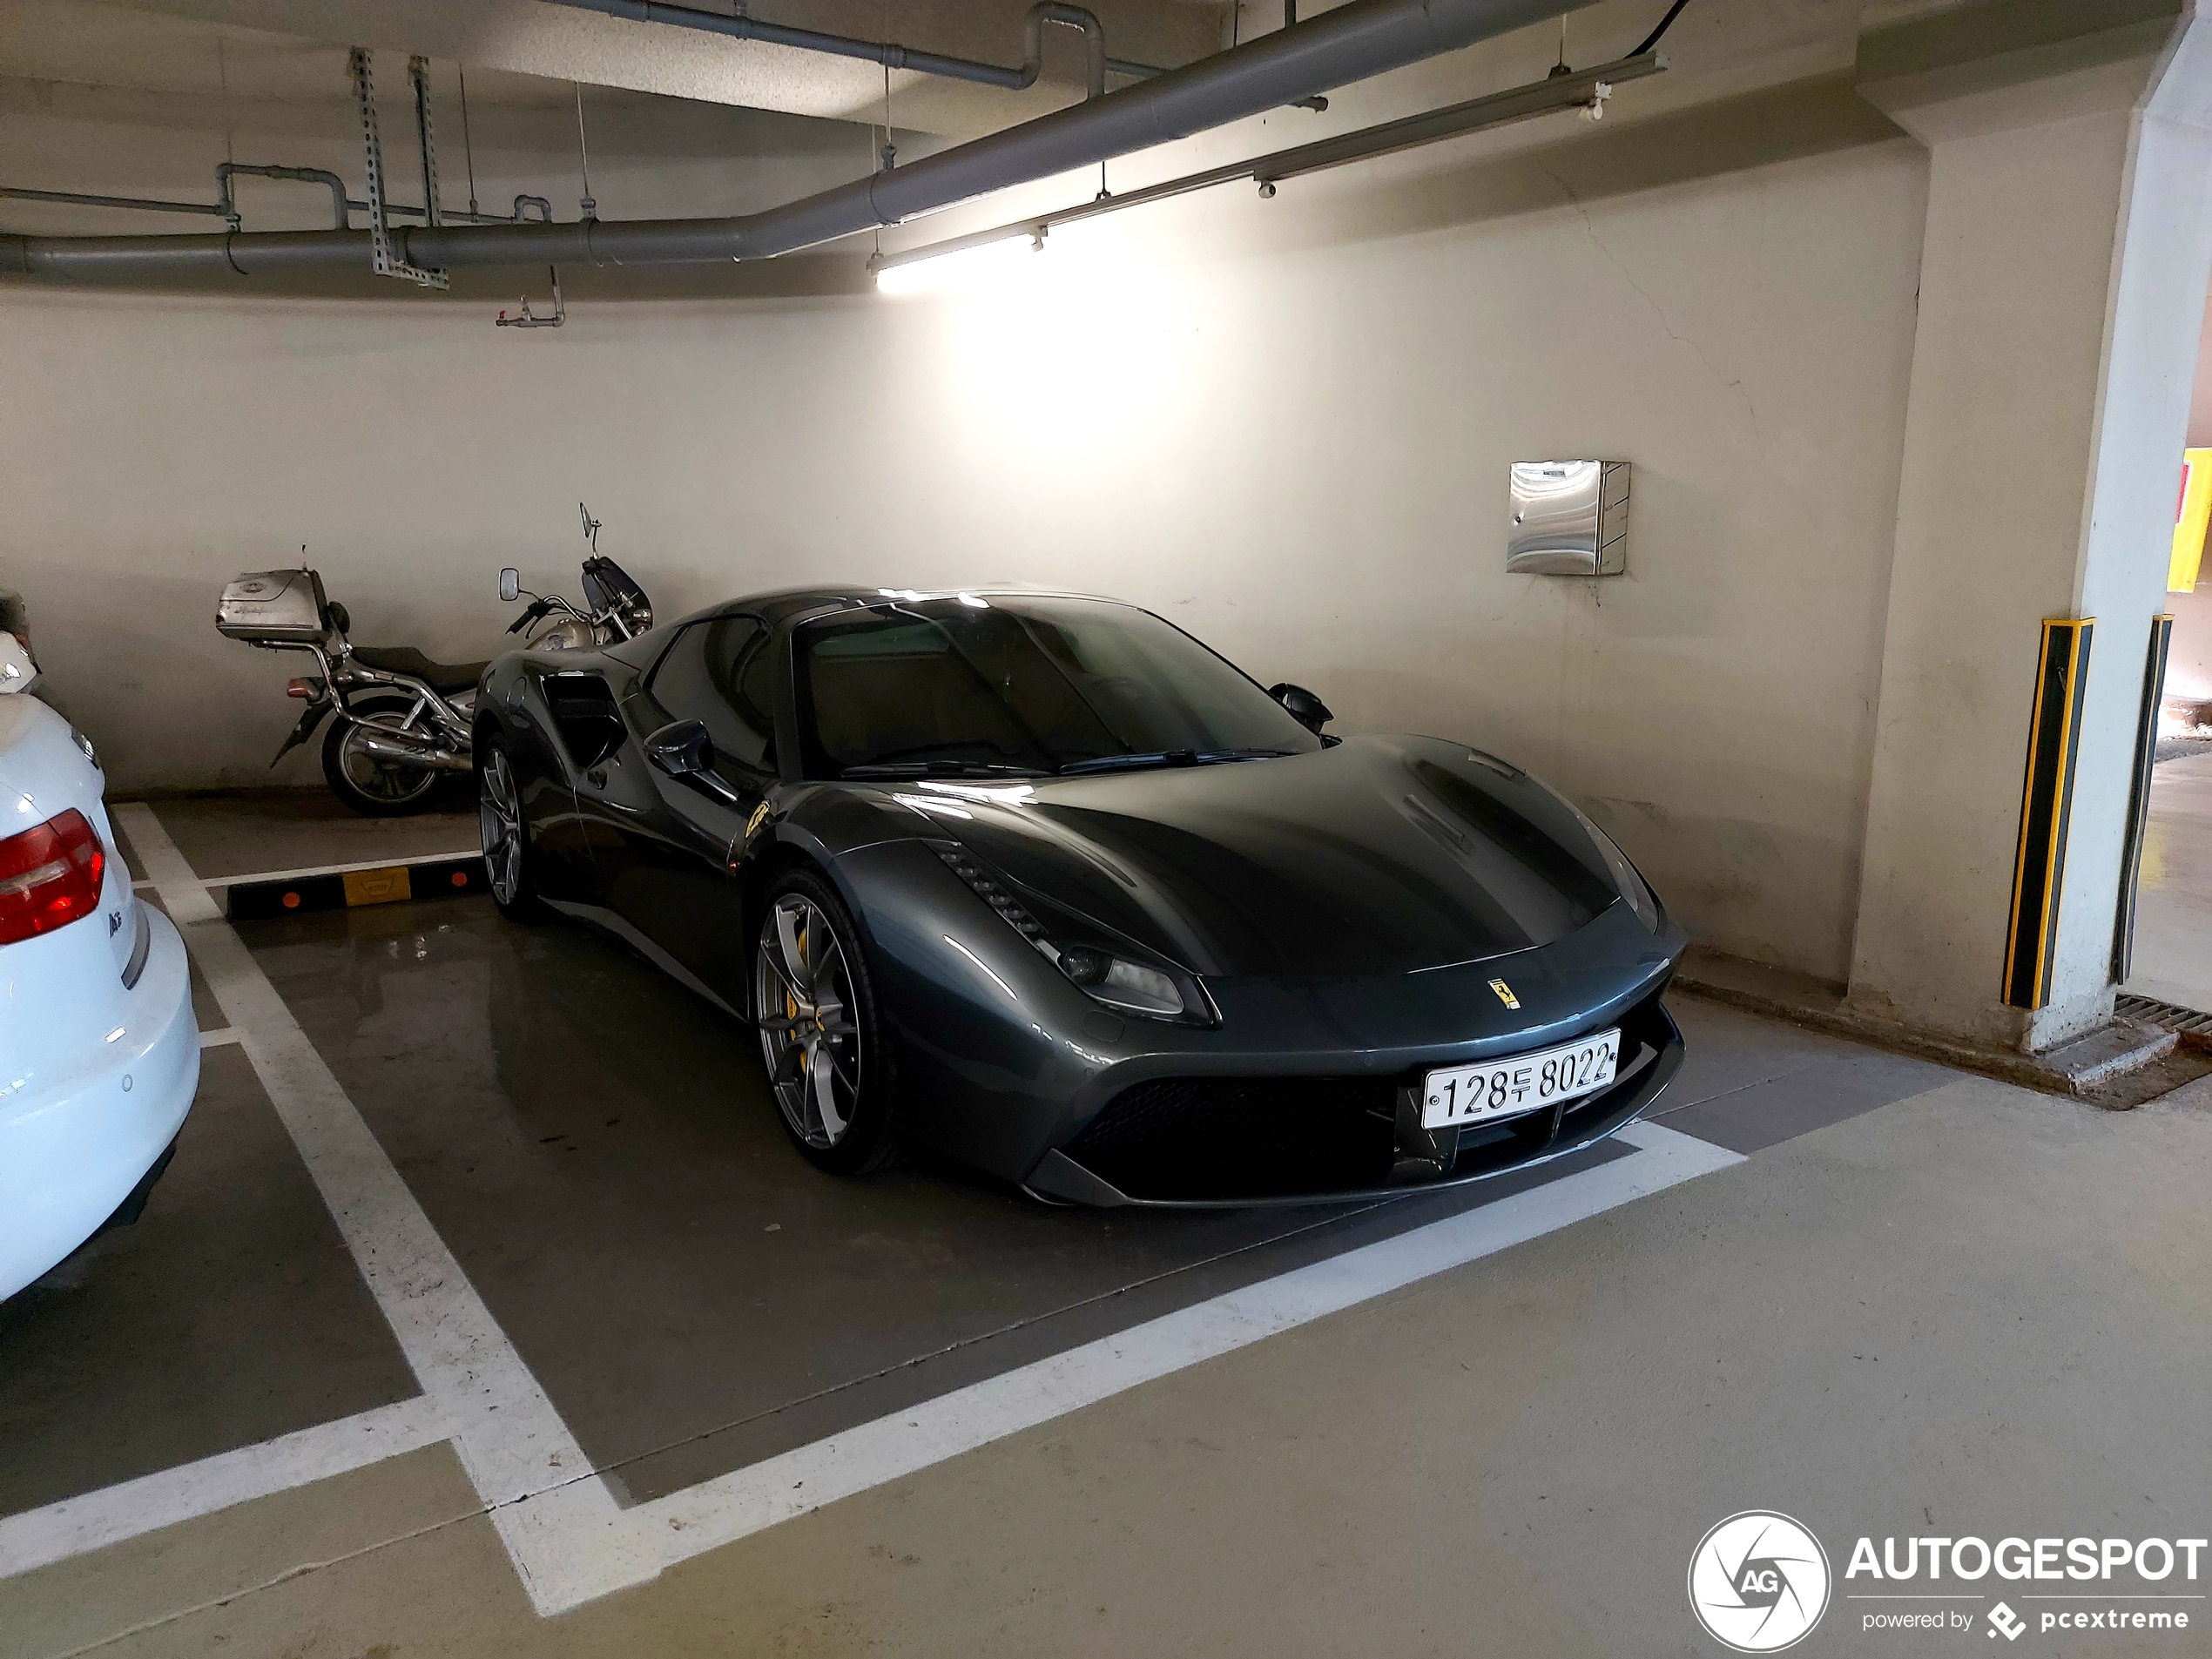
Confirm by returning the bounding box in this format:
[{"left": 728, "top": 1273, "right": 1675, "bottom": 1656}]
[
  {"left": 644, "top": 718, "right": 713, "bottom": 779},
  {"left": 1267, "top": 682, "right": 1334, "bottom": 734},
  {"left": 499, "top": 567, "right": 521, "bottom": 604}
]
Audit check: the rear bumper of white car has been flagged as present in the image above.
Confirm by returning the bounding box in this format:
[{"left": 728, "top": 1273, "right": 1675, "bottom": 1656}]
[{"left": 0, "top": 907, "right": 199, "bottom": 1300}]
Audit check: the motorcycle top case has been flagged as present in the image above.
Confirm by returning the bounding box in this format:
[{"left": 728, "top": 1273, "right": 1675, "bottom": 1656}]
[{"left": 217, "top": 569, "right": 330, "bottom": 644}]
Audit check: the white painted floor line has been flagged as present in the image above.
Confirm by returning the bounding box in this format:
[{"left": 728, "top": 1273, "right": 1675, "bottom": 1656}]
[
  {"left": 198, "top": 850, "right": 482, "bottom": 891},
  {"left": 198, "top": 1027, "right": 242, "bottom": 1049},
  {"left": 0, "top": 1396, "right": 446, "bottom": 1581},
  {"left": 631, "top": 1119, "right": 1744, "bottom": 1574},
  {"left": 111, "top": 805, "right": 637, "bottom": 1616},
  {"left": 22, "top": 808, "right": 1750, "bottom": 1623}
]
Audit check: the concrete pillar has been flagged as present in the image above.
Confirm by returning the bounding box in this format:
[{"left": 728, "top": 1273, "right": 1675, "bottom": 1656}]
[{"left": 1846, "top": 3, "right": 2212, "bottom": 1049}]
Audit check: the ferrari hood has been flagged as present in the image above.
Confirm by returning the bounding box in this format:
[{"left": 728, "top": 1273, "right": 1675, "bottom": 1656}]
[{"left": 919, "top": 735, "right": 1623, "bottom": 980}]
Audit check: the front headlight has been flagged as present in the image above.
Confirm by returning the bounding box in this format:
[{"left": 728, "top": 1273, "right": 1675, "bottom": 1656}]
[
  {"left": 1561, "top": 800, "right": 1660, "bottom": 932},
  {"left": 1054, "top": 948, "right": 1186, "bottom": 1017},
  {"left": 933, "top": 843, "right": 1210, "bottom": 1022}
]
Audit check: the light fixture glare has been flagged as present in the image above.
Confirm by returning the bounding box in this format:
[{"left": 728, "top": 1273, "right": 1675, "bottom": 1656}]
[{"left": 874, "top": 231, "right": 1043, "bottom": 295}]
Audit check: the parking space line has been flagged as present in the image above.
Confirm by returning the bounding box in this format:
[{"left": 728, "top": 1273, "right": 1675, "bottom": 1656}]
[
  {"left": 0, "top": 1396, "right": 445, "bottom": 1580},
  {"left": 197, "top": 1027, "right": 241, "bottom": 1049},
  {"left": 48, "top": 806, "right": 1748, "bottom": 1621},
  {"left": 630, "top": 1119, "right": 1743, "bottom": 1575},
  {"left": 111, "top": 805, "right": 649, "bottom": 1615}
]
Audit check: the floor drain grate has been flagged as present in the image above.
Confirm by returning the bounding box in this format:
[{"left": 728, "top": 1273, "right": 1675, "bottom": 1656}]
[{"left": 2115, "top": 993, "right": 2212, "bottom": 1041}]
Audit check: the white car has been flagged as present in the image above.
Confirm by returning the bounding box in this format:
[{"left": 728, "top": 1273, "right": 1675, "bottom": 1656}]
[{"left": 0, "top": 645, "right": 199, "bottom": 1300}]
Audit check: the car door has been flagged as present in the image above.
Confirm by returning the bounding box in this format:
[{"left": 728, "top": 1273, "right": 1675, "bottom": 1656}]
[
  {"left": 587, "top": 615, "right": 778, "bottom": 1007},
  {"left": 521, "top": 668, "right": 624, "bottom": 905}
]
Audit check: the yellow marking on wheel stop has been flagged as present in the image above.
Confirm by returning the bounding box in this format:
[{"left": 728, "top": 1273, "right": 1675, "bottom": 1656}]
[{"left": 342, "top": 866, "right": 412, "bottom": 907}]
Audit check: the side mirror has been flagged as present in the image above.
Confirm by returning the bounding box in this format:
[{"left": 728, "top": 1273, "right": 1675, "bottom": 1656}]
[
  {"left": 644, "top": 718, "right": 741, "bottom": 805},
  {"left": 1268, "top": 682, "right": 1334, "bottom": 734},
  {"left": 645, "top": 718, "right": 712, "bottom": 777},
  {"left": 499, "top": 568, "right": 521, "bottom": 604}
]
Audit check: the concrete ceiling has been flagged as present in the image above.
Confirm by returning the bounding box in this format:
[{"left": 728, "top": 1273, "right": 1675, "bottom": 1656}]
[{"left": 1, "top": 0, "right": 1237, "bottom": 137}]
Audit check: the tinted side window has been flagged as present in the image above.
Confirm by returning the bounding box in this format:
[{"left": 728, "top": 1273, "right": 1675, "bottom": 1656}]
[{"left": 644, "top": 616, "right": 775, "bottom": 773}]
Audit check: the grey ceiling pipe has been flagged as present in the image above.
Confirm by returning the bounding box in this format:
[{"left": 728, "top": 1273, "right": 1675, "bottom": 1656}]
[
  {"left": 216, "top": 164, "right": 351, "bottom": 231},
  {"left": 0, "top": 0, "right": 1578, "bottom": 282},
  {"left": 546, "top": 0, "right": 1157, "bottom": 91}
]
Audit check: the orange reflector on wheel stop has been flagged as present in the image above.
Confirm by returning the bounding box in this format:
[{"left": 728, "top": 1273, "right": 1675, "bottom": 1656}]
[
  {"left": 341, "top": 866, "right": 411, "bottom": 907},
  {"left": 450, "top": 869, "right": 469, "bottom": 887},
  {"left": 281, "top": 890, "right": 301, "bottom": 909}
]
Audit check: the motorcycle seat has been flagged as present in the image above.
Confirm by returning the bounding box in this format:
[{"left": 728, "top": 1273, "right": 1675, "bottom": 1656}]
[{"left": 348, "top": 646, "right": 489, "bottom": 694}]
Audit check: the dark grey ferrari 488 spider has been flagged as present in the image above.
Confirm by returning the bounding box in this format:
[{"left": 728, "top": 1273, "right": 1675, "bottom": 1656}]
[{"left": 474, "top": 587, "right": 1686, "bottom": 1205}]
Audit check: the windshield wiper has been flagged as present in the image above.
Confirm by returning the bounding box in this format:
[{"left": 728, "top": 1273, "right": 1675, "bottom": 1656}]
[
  {"left": 1057, "top": 748, "right": 1292, "bottom": 777},
  {"left": 841, "top": 760, "right": 1049, "bottom": 779}
]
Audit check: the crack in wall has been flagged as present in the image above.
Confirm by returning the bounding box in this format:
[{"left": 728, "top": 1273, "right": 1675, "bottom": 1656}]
[{"left": 1532, "top": 157, "right": 1785, "bottom": 487}]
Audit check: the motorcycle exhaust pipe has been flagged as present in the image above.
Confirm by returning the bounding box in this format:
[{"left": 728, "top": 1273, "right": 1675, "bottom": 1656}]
[{"left": 353, "top": 730, "right": 473, "bottom": 772}]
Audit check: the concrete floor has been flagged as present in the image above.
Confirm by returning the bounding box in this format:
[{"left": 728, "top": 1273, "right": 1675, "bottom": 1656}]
[
  {"left": 2126, "top": 751, "right": 2212, "bottom": 1014},
  {"left": 2, "top": 798, "right": 2207, "bottom": 1657}
]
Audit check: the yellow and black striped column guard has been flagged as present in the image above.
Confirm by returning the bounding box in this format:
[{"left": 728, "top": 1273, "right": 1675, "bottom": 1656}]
[{"left": 2002, "top": 617, "right": 2094, "bottom": 1009}]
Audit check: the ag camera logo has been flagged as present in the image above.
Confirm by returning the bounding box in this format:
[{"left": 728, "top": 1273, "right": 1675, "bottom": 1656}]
[{"left": 1689, "top": 1511, "right": 1831, "bottom": 1652}]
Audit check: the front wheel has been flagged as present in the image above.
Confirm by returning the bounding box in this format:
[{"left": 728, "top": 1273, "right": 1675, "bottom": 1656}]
[
  {"left": 754, "top": 869, "right": 899, "bottom": 1176},
  {"left": 322, "top": 692, "right": 444, "bottom": 817}
]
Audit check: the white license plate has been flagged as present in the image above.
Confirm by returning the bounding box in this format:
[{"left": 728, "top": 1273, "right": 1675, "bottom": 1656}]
[{"left": 1422, "top": 1028, "right": 1620, "bottom": 1130}]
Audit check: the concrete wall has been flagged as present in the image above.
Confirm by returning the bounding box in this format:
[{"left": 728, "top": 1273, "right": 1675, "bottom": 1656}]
[
  {"left": 3, "top": 5, "right": 1932, "bottom": 982},
  {"left": 1848, "top": 4, "right": 2212, "bottom": 1047},
  {"left": 2171, "top": 586, "right": 2212, "bottom": 714},
  {"left": 2174, "top": 283, "right": 2212, "bottom": 715}
]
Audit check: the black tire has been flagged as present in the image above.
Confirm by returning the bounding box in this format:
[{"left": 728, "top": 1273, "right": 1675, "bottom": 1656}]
[
  {"left": 322, "top": 691, "right": 444, "bottom": 817},
  {"left": 477, "top": 736, "right": 544, "bottom": 922},
  {"left": 753, "top": 867, "right": 899, "bottom": 1176}
]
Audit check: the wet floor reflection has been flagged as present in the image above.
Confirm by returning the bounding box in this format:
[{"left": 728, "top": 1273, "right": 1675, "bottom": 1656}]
[{"left": 243, "top": 896, "right": 1588, "bottom": 1501}]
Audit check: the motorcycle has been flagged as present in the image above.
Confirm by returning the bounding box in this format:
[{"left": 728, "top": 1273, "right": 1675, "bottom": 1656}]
[{"left": 218, "top": 507, "right": 652, "bottom": 817}]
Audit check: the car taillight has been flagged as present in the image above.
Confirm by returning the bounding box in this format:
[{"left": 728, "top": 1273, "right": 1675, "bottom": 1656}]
[{"left": 0, "top": 808, "right": 106, "bottom": 944}]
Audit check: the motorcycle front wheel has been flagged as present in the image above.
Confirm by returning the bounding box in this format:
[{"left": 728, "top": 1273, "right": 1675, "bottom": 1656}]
[{"left": 322, "top": 691, "right": 446, "bottom": 817}]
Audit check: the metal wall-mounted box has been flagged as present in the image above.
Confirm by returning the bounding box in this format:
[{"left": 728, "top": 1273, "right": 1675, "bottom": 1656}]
[{"left": 1507, "top": 461, "right": 1629, "bottom": 577}]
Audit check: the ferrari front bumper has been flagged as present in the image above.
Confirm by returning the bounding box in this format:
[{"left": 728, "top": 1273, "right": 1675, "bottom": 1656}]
[{"left": 1021, "top": 990, "right": 1683, "bottom": 1207}]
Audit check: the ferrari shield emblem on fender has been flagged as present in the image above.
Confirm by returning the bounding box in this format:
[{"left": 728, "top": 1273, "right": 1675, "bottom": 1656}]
[
  {"left": 745, "top": 800, "right": 772, "bottom": 840},
  {"left": 1488, "top": 978, "right": 1520, "bottom": 1010}
]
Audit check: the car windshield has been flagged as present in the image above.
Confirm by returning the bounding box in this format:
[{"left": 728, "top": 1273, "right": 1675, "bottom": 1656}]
[{"left": 794, "top": 596, "right": 1325, "bottom": 779}]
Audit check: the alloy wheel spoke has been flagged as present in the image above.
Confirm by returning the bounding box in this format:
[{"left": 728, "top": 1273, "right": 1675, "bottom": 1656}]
[
  {"left": 775, "top": 902, "right": 813, "bottom": 1000},
  {"left": 757, "top": 942, "right": 807, "bottom": 1010},
  {"left": 810, "top": 934, "right": 845, "bottom": 1005},
  {"left": 808, "top": 1040, "right": 846, "bottom": 1140},
  {"left": 772, "top": 1040, "right": 806, "bottom": 1086}
]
